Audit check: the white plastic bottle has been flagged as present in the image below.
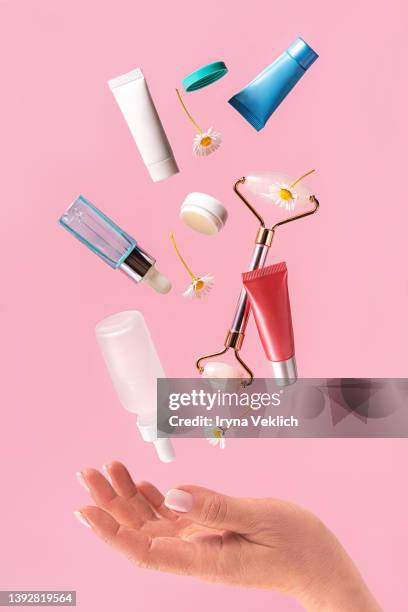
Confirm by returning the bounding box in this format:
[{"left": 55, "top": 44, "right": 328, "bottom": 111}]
[{"left": 95, "top": 310, "right": 175, "bottom": 463}]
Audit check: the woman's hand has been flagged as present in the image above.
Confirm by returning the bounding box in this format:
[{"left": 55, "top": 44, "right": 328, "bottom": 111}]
[{"left": 75, "top": 461, "right": 381, "bottom": 611}]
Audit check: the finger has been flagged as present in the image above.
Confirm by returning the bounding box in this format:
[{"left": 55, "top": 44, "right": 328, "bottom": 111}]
[
  {"left": 137, "top": 481, "right": 178, "bottom": 520},
  {"left": 77, "top": 469, "right": 145, "bottom": 529},
  {"left": 103, "top": 462, "right": 156, "bottom": 522},
  {"left": 103, "top": 461, "right": 137, "bottom": 498},
  {"left": 76, "top": 506, "right": 200, "bottom": 575},
  {"left": 164, "top": 486, "right": 258, "bottom": 533},
  {"left": 77, "top": 468, "right": 116, "bottom": 506}
]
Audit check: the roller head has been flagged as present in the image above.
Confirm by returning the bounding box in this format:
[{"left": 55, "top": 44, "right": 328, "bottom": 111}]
[
  {"left": 202, "top": 361, "right": 244, "bottom": 378},
  {"left": 245, "top": 171, "right": 314, "bottom": 211},
  {"left": 202, "top": 361, "right": 245, "bottom": 392}
]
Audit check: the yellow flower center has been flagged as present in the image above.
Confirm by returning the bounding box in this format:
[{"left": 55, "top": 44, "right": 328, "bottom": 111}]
[
  {"left": 194, "top": 279, "right": 204, "bottom": 291},
  {"left": 279, "top": 188, "right": 293, "bottom": 201},
  {"left": 212, "top": 429, "right": 222, "bottom": 438},
  {"left": 200, "top": 136, "right": 213, "bottom": 147}
]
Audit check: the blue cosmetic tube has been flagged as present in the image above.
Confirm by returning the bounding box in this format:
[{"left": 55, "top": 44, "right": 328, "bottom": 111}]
[{"left": 228, "top": 37, "right": 318, "bottom": 131}]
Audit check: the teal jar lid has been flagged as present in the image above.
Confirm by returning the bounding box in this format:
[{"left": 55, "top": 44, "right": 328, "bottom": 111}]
[{"left": 182, "top": 61, "right": 228, "bottom": 92}]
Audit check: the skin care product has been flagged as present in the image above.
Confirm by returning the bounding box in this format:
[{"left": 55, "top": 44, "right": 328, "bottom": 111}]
[
  {"left": 95, "top": 310, "right": 175, "bottom": 463},
  {"left": 108, "top": 68, "right": 179, "bottom": 182},
  {"left": 59, "top": 196, "right": 171, "bottom": 294},
  {"left": 242, "top": 263, "right": 297, "bottom": 386},
  {"left": 196, "top": 170, "right": 319, "bottom": 384},
  {"left": 180, "top": 192, "right": 228, "bottom": 235},
  {"left": 228, "top": 37, "right": 318, "bottom": 131}
]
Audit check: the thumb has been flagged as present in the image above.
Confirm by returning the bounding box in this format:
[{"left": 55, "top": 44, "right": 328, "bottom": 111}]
[{"left": 164, "top": 485, "right": 257, "bottom": 533}]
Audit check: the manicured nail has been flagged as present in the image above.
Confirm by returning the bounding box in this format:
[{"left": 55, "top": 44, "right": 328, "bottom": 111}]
[
  {"left": 75, "top": 471, "right": 89, "bottom": 491},
  {"left": 164, "top": 489, "right": 193, "bottom": 512},
  {"left": 102, "top": 464, "right": 111, "bottom": 480},
  {"left": 74, "top": 510, "right": 91, "bottom": 528}
]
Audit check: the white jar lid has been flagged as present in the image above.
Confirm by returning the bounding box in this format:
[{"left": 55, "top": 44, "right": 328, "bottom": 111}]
[{"left": 180, "top": 192, "right": 228, "bottom": 235}]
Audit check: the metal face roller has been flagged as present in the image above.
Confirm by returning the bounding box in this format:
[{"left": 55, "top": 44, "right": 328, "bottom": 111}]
[{"left": 196, "top": 172, "right": 319, "bottom": 385}]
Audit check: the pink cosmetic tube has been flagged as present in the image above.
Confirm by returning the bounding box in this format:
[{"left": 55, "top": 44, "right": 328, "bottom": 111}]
[{"left": 242, "top": 262, "right": 297, "bottom": 386}]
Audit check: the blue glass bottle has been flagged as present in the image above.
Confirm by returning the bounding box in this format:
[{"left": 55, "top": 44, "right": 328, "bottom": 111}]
[{"left": 59, "top": 196, "right": 171, "bottom": 293}]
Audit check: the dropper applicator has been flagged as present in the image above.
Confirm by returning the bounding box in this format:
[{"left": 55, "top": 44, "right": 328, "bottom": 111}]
[{"left": 59, "top": 195, "right": 172, "bottom": 294}]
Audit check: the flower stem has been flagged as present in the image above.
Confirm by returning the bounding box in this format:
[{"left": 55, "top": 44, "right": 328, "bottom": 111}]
[
  {"left": 169, "top": 232, "right": 196, "bottom": 281},
  {"left": 290, "top": 168, "right": 316, "bottom": 188},
  {"left": 176, "top": 89, "right": 203, "bottom": 134}
]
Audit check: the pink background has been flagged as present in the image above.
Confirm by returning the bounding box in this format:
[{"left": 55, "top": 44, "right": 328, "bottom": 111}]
[{"left": 2, "top": 0, "right": 407, "bottom": 609}]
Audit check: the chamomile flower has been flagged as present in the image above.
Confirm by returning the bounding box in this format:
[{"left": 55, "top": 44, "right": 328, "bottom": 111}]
[
  {"left": 206, "top": 426, "right": 226, "bottom": 449},
  {"left": 269, "top": 181, "right": 299, "bottom": 210},
  {"left": 170, "top": 233, "right": 215, "bottom": 299},
  {"left": 193, "top": 128, "right": 222, "bottom": 157},
  {"left": 265, "top": 169, "right": 316, "bottom": 211},
  {"left": 176, "top": 89, "right": 222, "bottom": 157},
  {"left": 183, "top": 274, "right": 215, "bottom": 299}
]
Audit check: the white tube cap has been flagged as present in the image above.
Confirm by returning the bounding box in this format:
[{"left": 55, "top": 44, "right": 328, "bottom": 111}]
[
  {"left": 148, "top": 157, "right": 179, "bottom": 182},
  {"left": 180, "top": 192, "right": 228, "bottom": 235},
  {"left": 142, "top": 266, "right": 172, "bottom": 294}
]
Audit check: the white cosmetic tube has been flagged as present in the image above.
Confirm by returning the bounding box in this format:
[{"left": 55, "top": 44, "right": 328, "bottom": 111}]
[{"left": 108, "top": 68, "right": 179, "bottom": 182}]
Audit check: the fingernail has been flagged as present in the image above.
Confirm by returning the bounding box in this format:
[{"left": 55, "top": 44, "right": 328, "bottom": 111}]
[
  {"left": 75, "top": 471, "right": 89, "bottom": 491},
  {"left": 164, "top": 489, "right": 193, "bottom": 512},
  {"left": 74, "top": 510, "right": 91, "bottom": 528},
  {"left": 102, "top": 464, "right": 111, "bottom": 481}
]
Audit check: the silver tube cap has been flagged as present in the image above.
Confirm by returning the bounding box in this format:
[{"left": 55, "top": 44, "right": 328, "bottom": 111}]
[{"left": 270, "top": 356, "right": 297, "bottom": 386}]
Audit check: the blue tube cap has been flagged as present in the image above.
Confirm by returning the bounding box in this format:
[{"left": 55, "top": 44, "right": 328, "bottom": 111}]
[
  {"left": 287, "top": 37, "right": 318, "bottom": 70},
  {"left": 182, "top": 61, "right": 228, "bottom": 92}
]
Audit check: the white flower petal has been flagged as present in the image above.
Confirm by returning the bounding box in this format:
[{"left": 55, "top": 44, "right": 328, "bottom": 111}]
[
  {"left": 192, "top": 129, "right": 222, "bottom": 157},
  {"left": 183, "top": 284, "right": 195, "bottom": 298},
  {"left": 269, "top": 185, "right": 281, "bottom": 197}
]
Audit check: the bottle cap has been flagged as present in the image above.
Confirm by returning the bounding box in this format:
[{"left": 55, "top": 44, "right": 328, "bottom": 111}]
[
  {"left": 180, "top": 192, "right": 228, "bottom": 235},
  {"left": 152, "top": 438, "right": 176, "bottom": 463},
  {"left": 270, "top": 356, "right": 298, "bottom": 386},
  {"left": 142, "top": 266, "right": 172, "bottom": 294},
  {"left": 148, "top": 156, "right": 179, "bottom": 182},
  {"left": 182, "top": 61, "right": 228, "bottom": 92},
  {"left": 287, "top": 37, "right": 318, "bottom": 71},
  {"left": 137, "top": 421, "right": 175, "bottom": 463}
]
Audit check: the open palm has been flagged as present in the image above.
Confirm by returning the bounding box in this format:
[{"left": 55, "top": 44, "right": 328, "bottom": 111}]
[
  {"left": 76, "top": 463, "right": 253, "bottom": 580},
  {"left": 75, "top": 461, "right": 381, "bottom": 611}
]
